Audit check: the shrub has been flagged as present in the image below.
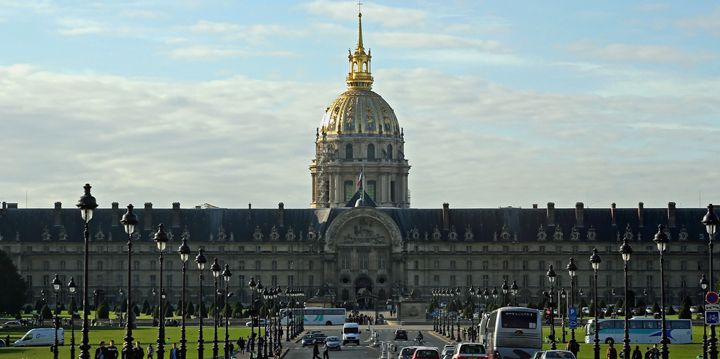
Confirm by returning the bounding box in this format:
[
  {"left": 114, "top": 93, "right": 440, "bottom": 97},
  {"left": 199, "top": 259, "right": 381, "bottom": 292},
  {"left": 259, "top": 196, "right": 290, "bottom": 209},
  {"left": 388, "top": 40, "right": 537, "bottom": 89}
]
[{"left": 96, "top": 302, "right": 109, "bottom": 319}]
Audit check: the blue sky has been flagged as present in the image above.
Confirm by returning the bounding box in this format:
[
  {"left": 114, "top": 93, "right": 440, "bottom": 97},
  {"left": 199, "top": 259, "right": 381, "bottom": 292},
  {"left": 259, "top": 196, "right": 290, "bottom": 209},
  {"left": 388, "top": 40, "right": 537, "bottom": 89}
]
[{"left": 0, "top": 0, "right": 719, "bottom": 210}]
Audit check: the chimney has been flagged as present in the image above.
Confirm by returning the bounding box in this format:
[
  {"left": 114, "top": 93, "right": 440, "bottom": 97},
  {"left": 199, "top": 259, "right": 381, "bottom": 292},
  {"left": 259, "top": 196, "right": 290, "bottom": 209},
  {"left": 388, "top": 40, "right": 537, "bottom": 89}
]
[
  {"left": 547, "top": 202, "right": 556, "bottom": 226},
  {"left": 668, "top": 202, "right": 677, "bottom": 228},
  {"left": 172, "top": 202, "right": 181, "bottom": 228},
  {"left": 111, "top": 202, "right": 119, "bottom": 226},
  {"left": 610, "top": 203, "right": 617, "bottom": 226},
  {"left": 144, "top": 202, "right": 153, "bottom": 231},
  {"left": 248, "top": 203, "right": 252, "bottom": 210},
  {"left": 442, "top": 203, "right": 450, "bottom": 231},
  {"left": 1, "top": 202, "right": 5, "bottom": 210},
  {"left": 575, "top": 202, "right": 584, "bottom": 227},
  {"left": 637, "top": 202, "right": 644, "bottom": 228},
  {"left": 53, "top": 202, "right": 62, "bottom": 226},
  {"left": 278, "top": 202, "right": 285, "bottom": 227},
  {"left": 532, "top": 204, "right": 538, "bottom": 209}
]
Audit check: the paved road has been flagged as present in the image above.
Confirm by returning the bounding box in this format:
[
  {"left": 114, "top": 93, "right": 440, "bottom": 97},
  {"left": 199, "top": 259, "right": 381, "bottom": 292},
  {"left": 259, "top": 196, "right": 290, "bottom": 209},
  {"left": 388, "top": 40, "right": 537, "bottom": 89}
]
[{"left": 284, "top": 325, "right": 451, "bottom": 359}]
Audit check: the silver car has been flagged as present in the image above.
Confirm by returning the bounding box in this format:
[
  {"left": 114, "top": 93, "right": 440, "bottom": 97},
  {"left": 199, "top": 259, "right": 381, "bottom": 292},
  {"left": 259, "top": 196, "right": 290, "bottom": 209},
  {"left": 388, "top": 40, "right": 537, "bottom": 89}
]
[{"left": 325, "top": 336, "right": 342, "bottom": 351}]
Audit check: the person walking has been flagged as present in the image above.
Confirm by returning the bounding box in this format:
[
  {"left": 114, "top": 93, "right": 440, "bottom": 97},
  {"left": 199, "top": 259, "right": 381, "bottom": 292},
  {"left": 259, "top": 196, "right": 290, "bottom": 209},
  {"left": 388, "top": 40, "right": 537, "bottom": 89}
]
[
  {"left": 237, "top": 337, "right": 245, "bottom": 355},
  {"left": 322, "top": 343, "right": 330, "bottom": 359},
  {"left": 606, "top": 342, "right": 618, "bottom": 359},
  {"left": 312, "top": 342, "right": 321, "bottom": 359},
  {"left": 169, "top": 343, "right": 178, "bottom": 359},
  {"left": 631, "top": 346, "right": 642, "bottom": 359},
  {"left": 95, "top": 341, "right": 107, "bottom": 359},
  {"left": 106, "top": 340, "right": 119, "bottom": 359},
  {"left": 133, "top": 342, "right": 145, "bottom": 359},
  {"left": 146, "top": 343, "right": 155, "bottom": 359}
]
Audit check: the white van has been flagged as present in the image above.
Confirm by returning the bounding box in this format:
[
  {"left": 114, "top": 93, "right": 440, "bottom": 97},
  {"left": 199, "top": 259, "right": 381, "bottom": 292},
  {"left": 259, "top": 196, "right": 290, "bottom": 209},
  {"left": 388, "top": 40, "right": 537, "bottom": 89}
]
[
  {"left": 342, "top": 322, "right": 361, "bottom": 345},
  {"left": 14, "top": 328, "right": 64, "bottom": 347}
]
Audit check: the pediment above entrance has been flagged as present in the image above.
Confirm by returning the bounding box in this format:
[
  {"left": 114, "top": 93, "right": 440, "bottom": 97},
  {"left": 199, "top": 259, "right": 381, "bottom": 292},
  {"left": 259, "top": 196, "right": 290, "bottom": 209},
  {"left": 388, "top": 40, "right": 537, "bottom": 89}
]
[{"left": 324, "top": 207, "right": 402, "bottom": 253}]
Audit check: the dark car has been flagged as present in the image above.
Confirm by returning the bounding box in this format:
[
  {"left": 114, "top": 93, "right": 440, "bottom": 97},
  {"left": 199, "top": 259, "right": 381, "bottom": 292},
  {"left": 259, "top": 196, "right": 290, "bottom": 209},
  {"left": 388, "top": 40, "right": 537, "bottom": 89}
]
[
  {"left": 394, "top": 329, "right": 408, "bottom": 340},
  {"left": 301, "top": 335, "right": 315, "bottom": 347},
  {"left": 312, "top": 332, "right": 327, "bottom": 344}
]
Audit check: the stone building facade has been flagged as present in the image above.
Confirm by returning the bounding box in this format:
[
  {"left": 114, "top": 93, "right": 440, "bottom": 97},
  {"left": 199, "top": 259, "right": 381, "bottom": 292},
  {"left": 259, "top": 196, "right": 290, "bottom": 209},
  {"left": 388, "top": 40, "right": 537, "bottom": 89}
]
[{"left": 0, "top": 12, "right": 713, "bottom": 311}]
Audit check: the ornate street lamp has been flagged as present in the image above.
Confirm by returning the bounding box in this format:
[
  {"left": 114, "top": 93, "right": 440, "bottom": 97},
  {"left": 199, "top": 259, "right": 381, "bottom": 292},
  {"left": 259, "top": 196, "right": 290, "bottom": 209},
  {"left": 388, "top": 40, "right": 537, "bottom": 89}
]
[
  {"left": 284, "top": 287, "right": 291, "bottom": 342},
  {"left": 510, "top": 281, "right": 519, "bottom": 306},
  {"left": 501, "top": 280, "right": 509, "bottom": 307},
  {"left": 76, "top": 183, "right": 97, "bottom": 359},
  {"left": 249, "top": 278, "right": 258, "bottom": 342},
  {"left": 178, "top": 237, "right": 191, "bottom": 359},
  {"left": 702, "top": 274, "right": 710, "bottom": 359},
  {"left": 153, "top": 224, "right": 169, "bottom": 359},
  {"left": 619, "top": 233, "right": 633, "bottom": 359},
  {"left": 222, "top": 264, "right": 232, "bottom": 359},
  {"left": 590, "top": 248, "right": 602, "bottom": 359},
  {"left": 654, "top": 224, "right": 669, "bottom": 359},
  {"left": 560, "top": 288, "right": 567, "bottom": 343},
  {"left": 68, "top": 277, "right": 77, "bottom": 359},
  {"left": 120, "top": 204, "right": 138, "bottom": 359},
  {"left": 703, "top": 204, "right": 719, "bottom": 359},
  {"left": 263, "top": 289, "right": 270, "bottom": 358},
  {"left": 52, "top": 274, "right": 62, "bottom": 359},
  {"left": 195, "top": 249, "right": 207, "bottom": 359},
  {"left": 546, "top": 265, "right": 557, "bottom": 350},
  {"left": 491, "top": 287, "right": 498, "bottom": 308},
  {"left": 210, "top": 258, "right": 222, "bottom": 359},
  {"left": 566, "top": 257, "right": 578, "bottom": 356}
]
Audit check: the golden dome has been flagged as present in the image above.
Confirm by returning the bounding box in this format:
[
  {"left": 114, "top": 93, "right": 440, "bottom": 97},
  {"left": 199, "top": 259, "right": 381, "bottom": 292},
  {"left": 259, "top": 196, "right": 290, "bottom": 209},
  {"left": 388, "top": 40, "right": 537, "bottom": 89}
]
[
  {"left": 320, "top": 89, "right": 400, "bottom": 136},
  {"left": 319, "top": 12, "right": 400, "bottom": 137}
]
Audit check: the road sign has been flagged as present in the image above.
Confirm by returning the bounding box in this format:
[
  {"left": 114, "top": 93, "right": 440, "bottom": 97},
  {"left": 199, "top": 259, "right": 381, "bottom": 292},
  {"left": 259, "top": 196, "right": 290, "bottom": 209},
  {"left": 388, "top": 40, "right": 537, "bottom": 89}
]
[
  {"left": 568, "top": 319, "right": 578, "bottom": 329},
  {"left": 707, "top": 304, "right": 720, "bottom": 311},
  {"left": 568, "top": 306, "right": 578, "bottom": 329},
  {"left": 707, "top": 291, "right": 719, "bottom": 304},
  {"left": 706, "top": 310, "right": 720, "bottom": 325}
]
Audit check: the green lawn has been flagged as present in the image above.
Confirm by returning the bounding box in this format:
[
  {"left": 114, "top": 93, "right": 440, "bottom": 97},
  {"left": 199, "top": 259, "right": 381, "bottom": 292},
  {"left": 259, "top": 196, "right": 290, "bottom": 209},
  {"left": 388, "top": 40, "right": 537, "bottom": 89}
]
[
  {"left": 541, "top": 324, "right": 706, "bottom": 359},
  {"left": 0, "top": 326, "right": 267, "bottom": 359}
]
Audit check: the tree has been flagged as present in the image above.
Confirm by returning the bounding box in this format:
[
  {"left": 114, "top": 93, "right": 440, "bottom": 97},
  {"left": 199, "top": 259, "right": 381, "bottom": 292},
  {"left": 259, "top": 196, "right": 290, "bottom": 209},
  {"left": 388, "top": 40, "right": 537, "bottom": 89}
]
[
  {"left": 678, "top": 296, "right": 692, "bottom": 319},
  {"left": 232, "top": 302, "right": 243, "bottom": 319},
  {"left": 96, "top": 302, "right": 109, "bottom": 319},
  {"left": 40, "top": 304, "right": 53, "bottom": 319},
  {"left": 186, "top": 301, "right": 196, "bottom": 318},
  {"left": 199, "top": 302, "right": 208, "bottom": 318},
  {"left": 142, "top": 299, "right": 151, "bottom": 315},
  {"left": 0, "top": 250, "right": 27, "bottom": 316}
]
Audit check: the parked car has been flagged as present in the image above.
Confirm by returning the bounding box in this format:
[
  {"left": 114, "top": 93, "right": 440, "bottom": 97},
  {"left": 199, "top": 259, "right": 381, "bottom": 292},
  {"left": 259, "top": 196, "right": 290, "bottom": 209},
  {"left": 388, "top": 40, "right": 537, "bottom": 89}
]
[
  {"left": 394, "top": 329, "right": 408, "bottom": 340},
  {"left": 1, "top": 320, "right": 23, "bottom": 329},
  {"left": 399, "top": 346, "right": 419, "bottom": 359},
  {"left": 531, "top": 351, "right": 544, "bottom": 359},
  {"left": 452, "top": 343, "right": 487, "bottom": 359},
  {"left": 412, "top": 347, "right": 440, "bottom": 359},
  {"left": 441, "top": 345, "right": 456, "bottom": 359},
  {"left": 325, "top": 336, "right": 342, "bottom": 350},
  {"left": 540, "top": 350, "right": 576, "bottom": 359},
  {"left": 14, "top": 328, "right": 65, "bottom": 347},
  {"left": 301, "top": 335, "right": 315, "bottom": 347},
  {"left": 245, "top": 319, "right": 268, "bottom": 327}
]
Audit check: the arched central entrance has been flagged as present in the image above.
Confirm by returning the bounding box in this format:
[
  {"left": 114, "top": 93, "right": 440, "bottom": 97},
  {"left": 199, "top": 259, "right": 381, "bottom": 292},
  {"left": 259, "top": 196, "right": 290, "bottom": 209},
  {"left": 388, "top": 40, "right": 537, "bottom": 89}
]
[{"left": 355, "top": 275, "right": 373, "bottom": 309}]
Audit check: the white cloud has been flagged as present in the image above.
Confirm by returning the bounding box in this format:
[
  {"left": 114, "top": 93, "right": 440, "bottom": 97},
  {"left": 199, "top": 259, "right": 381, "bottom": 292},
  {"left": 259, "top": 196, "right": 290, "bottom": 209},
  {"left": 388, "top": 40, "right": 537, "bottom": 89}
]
[
  {"left": 566, "top": 41, "right": 715, "bottom": 65},
  {"left": 676, "top": 7, "right": 720, "bottom": 36},
  {"left": 302, "top": 0, "right": 427, "bottom": 28},
  {"left": 0, "top": 64, "right": 718, "bottom": 210},
  {"left": 371, "top": 32, "right": 504, "bottom": 52},
  {"left": 167, "top": 45, "right": 297, "bottom": 60},
  {"left": 189, "top": 20, "right": 303, "bottom": 42},
  {"left": 57, "top": 18, "right": 105, "bottom": 36}
]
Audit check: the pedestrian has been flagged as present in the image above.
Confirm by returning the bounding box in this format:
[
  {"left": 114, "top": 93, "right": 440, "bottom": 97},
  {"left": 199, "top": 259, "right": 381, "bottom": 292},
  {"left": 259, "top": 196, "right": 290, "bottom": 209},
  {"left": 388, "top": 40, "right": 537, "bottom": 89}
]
[
  {"left": 312, "top": 342, "right": 321, "bottom": 359},
  {"left": 229, "top": 342, "right": 234, "bottom": 357},
  {"left": 643, "top": 347, "right": 651, "bottom": 359},
  {"left": 650, "top": 345, "right": 660, "bottom": 359},
  {"left": 565, "top": 340, "right": 579, "bottom": 358},
  {"left": 106, "top": 340, "right": 119, "bottom": 359},
  {"left": 606, "top": 342, "right": 618, "bottom": 359},
  {"left": 169, "top": 343, "right": 178, "bottom": 359},
  {"left": 133, "top": 342, "right": 145, "bottom": 359},
  {"left": 95, "top": 341, "right": 107, "bottom": 359},
  {"left": 631, "top": 346, "right": 642, "bottom": 359},
  {"left": 146, "top": 343, "right": 155, "bottom": 359},
  {"left": 237, "top": 337, "right": 246, "bottom": 354},
  {"left": 323, "top": 343, "right": 330, "bottom": 359}
]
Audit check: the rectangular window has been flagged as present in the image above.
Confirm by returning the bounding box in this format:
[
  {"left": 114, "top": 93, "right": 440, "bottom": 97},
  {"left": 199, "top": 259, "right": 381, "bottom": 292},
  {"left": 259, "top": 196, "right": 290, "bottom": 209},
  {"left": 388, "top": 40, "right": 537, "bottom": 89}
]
[
  {"left": 466, "top": 261, "right": 472, "bottom": 270},
  {"left": 238, "top": 275, "right": 245, "bottom": 289},
  {"left": 43, "top": 275, "right": 49, "bottom": 286},
  {"left": 414, "top": 260, "right": 419, "bottom": 270},
  {"left": 433, "top": 275, "right": 439, "bottom": 283},
  {"left": 272, "top": 261, "right": 277, "bottom": 270},
  {"left": 341, "top": 254, "right": 350, "bottom": 270},
  {"left": 434, "top": 260, "right": 440, "bottom": 269},
  {"left": 482, "top": 261, "right": 489, "bottom": 270},
  {"left": 344, "top": 180, "right": 354, "bottom": 202},
  {"left": 378, "top": 257, "right": 386, "bottom": 269},
  {"left": 26, "top": 275, "right": 32, "bottom": 286},
  {"left": 390, "top": 181, "right": 396, "bottom": 202},
  {"left": 466, "top": 275, "right": 472, "bottom": 287},
  {"left": 308, "top": 275, "right": 314, "bottom": 288},
  {"left": 255, "top": 261, "right": 261, "bottom": 271},
  {"left": 359, "top": 253, "right": 369, "bottom": 269},
  {"left": 522, "top": 275, "right": 528, "bottom": 288},
  {"left": 288, "top": 275, "right": 294, "bottom": 287},
  {"left": 450, "top": 275, "right": 456, "bottom": 286},
  {"left": 450, "top": 261, "right": 456, "bottom": 270},
  {"left": 271, "top": 275, "right": 278, "bottom": 287},
  {"left": 367, "top": 180, "right": 376, "bottom": 201},
  {"left": 414, "top": 275, "right": 420, "bottom": 286}
]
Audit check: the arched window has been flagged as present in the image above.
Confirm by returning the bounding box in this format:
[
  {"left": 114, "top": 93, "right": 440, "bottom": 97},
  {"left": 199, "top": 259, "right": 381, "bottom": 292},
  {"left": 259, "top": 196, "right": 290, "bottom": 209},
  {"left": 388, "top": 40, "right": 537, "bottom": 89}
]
[
  {"left": 387, "top": 144, "right": 393, "bottom": 159},
  {"left": 345, "top": 143, "right": 353, "bottom": 160},
  {"left": 367, "top": 144, "right": 375, "bottom": 160}
]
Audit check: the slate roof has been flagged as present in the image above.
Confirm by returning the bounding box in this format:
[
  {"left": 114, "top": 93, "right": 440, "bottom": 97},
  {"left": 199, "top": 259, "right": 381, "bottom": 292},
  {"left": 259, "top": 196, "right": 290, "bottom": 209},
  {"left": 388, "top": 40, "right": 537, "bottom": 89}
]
[{"left": 0, "top": 203, "right": 709, "bottom": 245}]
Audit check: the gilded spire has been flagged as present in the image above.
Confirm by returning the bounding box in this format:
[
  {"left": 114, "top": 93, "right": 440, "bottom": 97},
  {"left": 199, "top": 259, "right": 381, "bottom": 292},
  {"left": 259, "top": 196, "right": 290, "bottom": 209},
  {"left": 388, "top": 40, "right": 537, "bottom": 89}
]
[
  {"left": 357, "top": 12, "right": 364, "bottom": 50},
  {"left": 346, "top": 7, "right": 373, "bottom": 89}
]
